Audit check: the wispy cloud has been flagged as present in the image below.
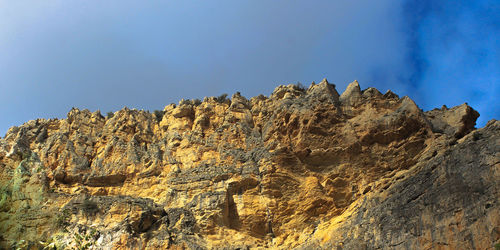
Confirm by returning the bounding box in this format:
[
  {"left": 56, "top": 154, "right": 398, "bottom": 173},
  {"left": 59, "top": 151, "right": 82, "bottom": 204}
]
[
  {"left": 402, "top": 0, "right": 500, "bottom": 126},
  {"left": 0, "top": 1, "right": 497, "bottom": 136}
]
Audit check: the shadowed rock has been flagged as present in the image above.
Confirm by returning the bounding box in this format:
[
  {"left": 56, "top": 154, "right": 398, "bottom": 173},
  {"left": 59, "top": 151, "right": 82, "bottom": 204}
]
[
  {"left": 0, "top": 80, "right": 495, "bottom": 249},
  {"left": 425, "top": 103, "right": 480, "bottom": 138}
]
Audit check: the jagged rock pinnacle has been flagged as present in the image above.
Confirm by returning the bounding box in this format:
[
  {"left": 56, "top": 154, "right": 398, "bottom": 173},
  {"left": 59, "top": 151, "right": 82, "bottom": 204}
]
[
  {"left": 0, "top": 80, "right": 496, "bottom": 249},
  {"left": 340, "top": 80, "right": 362, "bottom": 105}
]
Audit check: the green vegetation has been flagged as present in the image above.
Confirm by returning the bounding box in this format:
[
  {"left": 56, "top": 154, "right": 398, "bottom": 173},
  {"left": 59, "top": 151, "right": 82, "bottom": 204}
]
[
  {"left": 81, "top": 199, "right": 99, "bottom": 217},
  {"left": 179, "top": 98, "right": 202, "bottom": 106},
  {"left": 73, "top": 228, "right": 98, "bottom": 250},
  {"left": 193, "top": 98, "right": 202, "bottom": 106},
  {"left": 55, "top": 208, "right": 71, "bottom": 230},
  {"left": 0, "top": 192, "right": 7, "bottom": 211},
  {"left": 292, "top": 82, "right": 306, "bottom": 91},
  {"left": 36, "top": 227, "right": 99, "bottom": 250},
  {"left": 22, "top": 151, "right": 31, "bottom": 161},
  {"left": 15, "top": 239, "right": 27, "bottom": 250},
  {"left": 0, "top": 184, "right": 11, "bottom": 211},
  {"left": 106, "top": 111, "right": 114, "bottom": 119},
  {"left": 39, "top": 237, "right": 59, "bottom": 250},
  {"left": 153, "top": 110, "right": 164, "bottom": 123},
  {"left": 216, "top": 93, "right": 228, "bottom": 103},
  {"left": 179, "top": 99, "right": 192, "bottom": 105}
]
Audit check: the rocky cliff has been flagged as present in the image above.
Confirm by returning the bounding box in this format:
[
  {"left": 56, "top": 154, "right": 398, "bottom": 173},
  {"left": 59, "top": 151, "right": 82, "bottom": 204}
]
[{"left": 0, "top": 79, "right": 498, "bottom": 249}]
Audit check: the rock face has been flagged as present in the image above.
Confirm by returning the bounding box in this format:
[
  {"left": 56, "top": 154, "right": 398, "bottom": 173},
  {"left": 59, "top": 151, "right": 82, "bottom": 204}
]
[{"left": 0, "top": 80, "right": 498, "bottom": 249}]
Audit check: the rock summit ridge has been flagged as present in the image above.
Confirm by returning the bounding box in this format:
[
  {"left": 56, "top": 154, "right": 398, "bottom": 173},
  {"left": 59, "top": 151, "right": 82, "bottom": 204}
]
[{"left": 0, "top": 80, "right": 497, "bottom": 249}]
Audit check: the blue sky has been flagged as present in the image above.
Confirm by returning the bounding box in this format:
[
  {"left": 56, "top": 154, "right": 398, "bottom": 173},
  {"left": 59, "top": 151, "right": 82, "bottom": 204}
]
[{"left": 0, "top": 1, "right": 498, "bottom": 136}]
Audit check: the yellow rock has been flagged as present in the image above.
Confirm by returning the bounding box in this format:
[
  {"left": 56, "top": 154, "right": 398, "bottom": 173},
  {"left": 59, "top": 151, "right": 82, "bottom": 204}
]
[{"left": 0, "top": 81, "right": 496, "bottom": 249}]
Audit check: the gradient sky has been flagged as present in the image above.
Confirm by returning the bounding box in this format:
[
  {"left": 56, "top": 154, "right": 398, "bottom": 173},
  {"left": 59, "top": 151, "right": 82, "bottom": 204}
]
[{"left": 1, "top": 0, "right": 499, "bottom": 136}]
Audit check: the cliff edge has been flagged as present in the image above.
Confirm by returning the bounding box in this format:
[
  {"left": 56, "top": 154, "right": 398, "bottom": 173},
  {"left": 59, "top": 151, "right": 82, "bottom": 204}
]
[{"left": 0, "top": 80, "right": 498, "bottom": 249}]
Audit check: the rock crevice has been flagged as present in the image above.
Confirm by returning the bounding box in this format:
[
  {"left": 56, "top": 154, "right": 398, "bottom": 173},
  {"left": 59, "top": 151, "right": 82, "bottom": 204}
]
[{"left": 0, "top": 80, "right": 497, "bottom": 249}]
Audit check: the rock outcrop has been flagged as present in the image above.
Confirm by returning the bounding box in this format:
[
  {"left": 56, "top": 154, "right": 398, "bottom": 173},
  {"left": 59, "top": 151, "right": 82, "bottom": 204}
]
[{"left": 0, "top": 80, "right": 498, "bottom": 249}]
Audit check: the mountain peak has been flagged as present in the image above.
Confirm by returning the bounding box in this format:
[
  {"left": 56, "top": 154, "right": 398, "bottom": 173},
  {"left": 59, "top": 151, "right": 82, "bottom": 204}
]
[{"left": 0, "top": 80, "right": 495, "bottom": 249}]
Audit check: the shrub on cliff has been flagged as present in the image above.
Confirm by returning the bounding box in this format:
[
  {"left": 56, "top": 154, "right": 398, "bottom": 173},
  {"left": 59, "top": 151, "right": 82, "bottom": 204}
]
[
  {"left": 153, "top": 110, "right": 164, "bottom": 123},
  {"left": 216, "top": 93, "right": 228, "bottom": 103},
  {"left": 0, "top": 185, "right": 10, "bottom": 212},
  {"left": 180, "top": 99, "right": 192, "bottom": 106},
  {"left": 55, "top": 208, "right": 71, "bottom": 229},
  {"left": 293, "top": 82, "right": 306, "bottom": 92},
  {"left": 81, "top": 199, "right": 99, "bottom": 217},
  {"left": 193, "top": 98, "right": 202, "bottom": 106},
  {"left": 72, "top": 227, "right": 98, "bottom": 250}
]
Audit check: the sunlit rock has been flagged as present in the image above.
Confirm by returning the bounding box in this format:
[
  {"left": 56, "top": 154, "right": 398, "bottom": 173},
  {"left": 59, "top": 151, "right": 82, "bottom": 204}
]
[{"left": 0, "top": 80, "right": 496, "bottom": 249}]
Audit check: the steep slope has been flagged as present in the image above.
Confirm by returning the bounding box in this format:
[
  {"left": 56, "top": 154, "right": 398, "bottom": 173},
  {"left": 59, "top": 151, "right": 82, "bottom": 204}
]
[{"left": 0, "top": 79, "right": 497, "bottom": 249}]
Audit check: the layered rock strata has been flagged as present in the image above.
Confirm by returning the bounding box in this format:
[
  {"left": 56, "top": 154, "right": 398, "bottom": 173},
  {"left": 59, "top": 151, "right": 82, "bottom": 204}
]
[{"left": 0, "top": 79, "right": 498, "bottom": 249}]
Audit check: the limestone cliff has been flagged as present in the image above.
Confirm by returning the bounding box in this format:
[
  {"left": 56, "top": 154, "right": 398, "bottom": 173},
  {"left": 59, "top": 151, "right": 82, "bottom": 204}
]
[{"left": 0, "top": 79, "right": 498, "bottom": 249}]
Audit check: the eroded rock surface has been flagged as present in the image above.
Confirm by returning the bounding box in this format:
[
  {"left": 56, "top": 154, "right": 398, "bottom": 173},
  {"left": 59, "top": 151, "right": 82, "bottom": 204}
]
[{"left": 0, "top": 80, "right": 498, "bottom": 249}]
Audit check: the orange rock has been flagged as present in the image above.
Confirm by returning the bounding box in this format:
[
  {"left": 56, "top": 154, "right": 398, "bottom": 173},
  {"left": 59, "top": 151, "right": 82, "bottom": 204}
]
[{"left": 0, "top": 81, "right": 497, "bottom": 249}]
